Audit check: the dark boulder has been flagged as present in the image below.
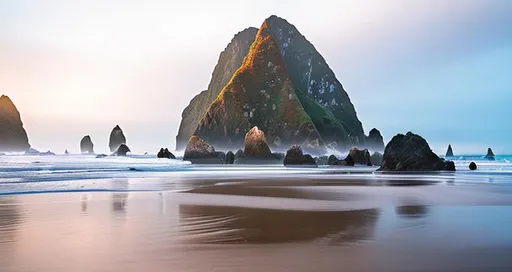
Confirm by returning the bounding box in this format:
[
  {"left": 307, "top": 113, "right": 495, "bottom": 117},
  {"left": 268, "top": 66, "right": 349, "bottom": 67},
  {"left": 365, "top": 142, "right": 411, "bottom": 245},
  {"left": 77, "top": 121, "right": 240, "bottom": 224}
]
[
  {"left": 348, "top": 147, "right": 372, "bottom": 166},
  {"left": 446, "top": 145, "right": 454, "bottom": 157},
  {"left": 327, "top": 154, "right": 355, "bottom": 166},
  {"left": 157, "top": 148, "right": 176, "bottom": 159},
  {"left": 370, "top": 152, "right": 383, "bottom": 166},
  {"left": 378, "top": 132, "right": 455, "bottom": 171},
  {"left": 484, "top": 148, "right": 495, "bottom": 160},
  {"left": 113, "top": 144, "right": 131, "bottom": 156},
  {"left": 80, "top": 135, "right": 94, "bottom": 154},
  {"left": 283, "top": 146, "right": 317, "bottom": 167},
  {"left": 469, "top": 162, "right": 477, "bottom": 171},
  {"left": 183, "top": 136, "right": 225, "bottom": 164},
  {"left": 365, "top": 128, "right": 384, "bottom": 151},
  {"left": 109, "top": 125, "right": 126, "bottom": 152},
  {"left": 244, "top": 126, "right": 272, "bottom": 157},
  {"left": 226, "top": 151, "right": 235, "bottom": 164}
]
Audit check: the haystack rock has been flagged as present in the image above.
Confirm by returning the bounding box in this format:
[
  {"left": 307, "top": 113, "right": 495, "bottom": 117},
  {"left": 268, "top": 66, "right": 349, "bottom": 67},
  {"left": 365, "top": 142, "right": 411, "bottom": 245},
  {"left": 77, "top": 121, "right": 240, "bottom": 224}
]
[
  {"left": 183, "top": 136, "right": 225, "bottom": 164},
  {"left": 0, "top": 95, "right": 30, "bottom": 152},
  {"left": 185, "top": 15, "right": 364, "bottom": 151},
  {"left": 378, "top": 132, "right": 455, "bottom": 171},
  {"left": 80, "top": 135, "right": 94, "bottom": 154},
  {"left": 446, "top": 144, "right": 454, "bottom": 157},
  {"left": 175, "top": 27, "right": 259, "bottom": 150},
  {"left": 244, "top": 126, "right": 272, "bottom": 157},
  {"left": 109, "top": 125, "right": 126, "bottom": 152},
  {"left": 365, "top": 128, "right": 384, "bottom": 151},
  {"left": 484, "top": 148, "right": 495, "bottom": 160}
]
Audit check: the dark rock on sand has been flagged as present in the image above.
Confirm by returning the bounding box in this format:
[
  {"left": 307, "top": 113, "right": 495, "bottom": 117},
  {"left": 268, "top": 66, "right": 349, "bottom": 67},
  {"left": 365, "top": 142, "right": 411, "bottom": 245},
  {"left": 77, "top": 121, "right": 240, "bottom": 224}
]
[
  {"left": 469, "top": 162, "right": 477, "bottom": 171},
  {"left": 0, "top": 95, "right": 30, "bottom": 152},
  {"left": 446, "top": 144, "right": 454, "bottom": 157},
  {"left": 157, "top": 148, "right": 176, "bottom": 159},
  {"left": 484, "top": 148, "right": 495, "bottom": 160},
  {"left": 80, "top": 135, "right": 94, "bottom": 154},
  {"left": 378, "top": 132, "right": 455, "bottom": 171},
  {"left": 113, "top": 144, "right": 131, "bottom": 156},
  {"left": 109, "top": 125, "right": 126, "bottom": 152},
  {"left": 183, "top": 136, "right": 225, "bottom": 164},
  {"left": 283, "top": 146, "right": 317, "bottom": 166},
  {"left": 226, "top": 151, "right": 235, "bottom": 164},
  {"left": 370, "top": 152, "right": 383, "bottom": 166},
  {"left": 327, "top": 154, "right": 355, "bottom": 166},
  {"left": 348, "top": 147, "right": 372, "bottom": 166}
]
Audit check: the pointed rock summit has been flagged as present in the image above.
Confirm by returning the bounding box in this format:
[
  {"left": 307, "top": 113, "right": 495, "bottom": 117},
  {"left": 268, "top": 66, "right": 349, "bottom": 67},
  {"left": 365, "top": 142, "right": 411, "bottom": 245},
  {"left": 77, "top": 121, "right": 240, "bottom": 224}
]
[
  {"left": 485, "top": 148, "right": 495, "bottom": 160},
  {"left": 0, "top": 95, "right": 30, "bottom": 152},
  {"left": 176, "top": 27, "right": 259, "bottom": 150},
  {"left": 446, "top": 145, "right": 454, "bottom": 157},
  {"left": 80, "top": 135, "right": 94, "bottom": 154},
  {"left": 244, "top": 126, "right": 272, "bottom": 157},
  {"left": 109, "top": 125, "right": 126, "bottom": 152},
  {"left": 192, "top": 16, "right": 364, "bottom": 151}
]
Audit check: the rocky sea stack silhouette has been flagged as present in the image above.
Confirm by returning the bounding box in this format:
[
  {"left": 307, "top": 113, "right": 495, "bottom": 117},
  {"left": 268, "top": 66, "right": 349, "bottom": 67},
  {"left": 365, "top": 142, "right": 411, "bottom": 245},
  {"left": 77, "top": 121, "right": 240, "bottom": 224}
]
[
  {"left": 446, "top": 144, "right": 454, "bottom": 157},
  {"left": 109, "top": 125, "right": 126, "bottom": 152},
  {"left": 80, "top": 135, "right": 94, "bottom": 154},
  {"left": 177, "top": 15, "right": 367, "bottom": 152},
  {"left": 0, "top": 95, "right": 30, "bottom": 152}
]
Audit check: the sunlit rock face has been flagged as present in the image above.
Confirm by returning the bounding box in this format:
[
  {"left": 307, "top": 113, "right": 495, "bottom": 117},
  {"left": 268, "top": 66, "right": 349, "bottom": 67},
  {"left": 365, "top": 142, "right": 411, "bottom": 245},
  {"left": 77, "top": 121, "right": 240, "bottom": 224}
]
[
  {"left": 0, "top": 95, "right": 30, "bottom": 152},
  {"left": 190, "top": 16, "right": 364, "bottom": 152},
  {"left": 175, "top": 27, "right": 259, "bottom": 150}
]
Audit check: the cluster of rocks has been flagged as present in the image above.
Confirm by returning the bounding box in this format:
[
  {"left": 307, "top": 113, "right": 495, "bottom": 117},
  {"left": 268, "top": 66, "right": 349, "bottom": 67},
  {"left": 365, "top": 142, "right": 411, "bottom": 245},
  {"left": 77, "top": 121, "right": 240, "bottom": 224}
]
[
  {"left": 79, "top": 125, "right": 132, "bottom": 157},
  {"left": 157, "top": 148, "right": 176, "bottom": 159}
]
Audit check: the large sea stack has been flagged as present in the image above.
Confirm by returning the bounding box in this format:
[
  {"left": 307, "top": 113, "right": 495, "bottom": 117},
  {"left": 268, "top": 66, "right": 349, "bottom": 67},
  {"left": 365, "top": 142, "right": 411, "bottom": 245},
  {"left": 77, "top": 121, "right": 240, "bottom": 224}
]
[
  {"left": 80, "top": 135, "right": 94, "bottom": 154},
  {"left": 109, "top": 125, "right": 126, "bottom": 152},
  {"left": 0, "top": 95, "right": 30, "bottom": 152},
  {"left": 182, "top": 15, "right": 364, "bottom": 152},
  {"left": 175, "top": 27, "right": 259, "bottom": 150},
  {"left": 378, "top": 132, "right": 455, "bottom": 171},
  {"left": 183, "top": 136, "right": 225, "bottom": 164}
]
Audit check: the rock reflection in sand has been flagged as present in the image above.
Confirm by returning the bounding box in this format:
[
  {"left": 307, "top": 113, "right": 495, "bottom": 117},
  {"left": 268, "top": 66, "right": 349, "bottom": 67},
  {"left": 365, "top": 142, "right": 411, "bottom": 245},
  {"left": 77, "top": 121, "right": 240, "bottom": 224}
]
[
  {"left": 395, "top": 205, "right": 429, "bottom": 218},
  {"left": 178, "top": 205, "right": 379, "bottom": 245},
  {"left": 0, "top": 197, "right": 21, "bottom": 243}
]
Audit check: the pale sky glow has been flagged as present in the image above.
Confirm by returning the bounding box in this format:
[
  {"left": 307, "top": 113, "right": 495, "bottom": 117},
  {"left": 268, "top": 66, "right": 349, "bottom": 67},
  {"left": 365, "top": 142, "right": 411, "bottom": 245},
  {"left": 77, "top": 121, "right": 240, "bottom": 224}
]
[{"left": 1, "top": 0, "right": 511, "bottom": 154}]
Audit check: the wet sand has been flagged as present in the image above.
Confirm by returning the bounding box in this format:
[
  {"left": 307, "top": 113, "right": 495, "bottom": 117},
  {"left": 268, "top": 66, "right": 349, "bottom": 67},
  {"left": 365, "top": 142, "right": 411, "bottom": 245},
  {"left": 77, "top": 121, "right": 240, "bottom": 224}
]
[{"left": 1, "top": 174, "right": 512, "bottom": 272}]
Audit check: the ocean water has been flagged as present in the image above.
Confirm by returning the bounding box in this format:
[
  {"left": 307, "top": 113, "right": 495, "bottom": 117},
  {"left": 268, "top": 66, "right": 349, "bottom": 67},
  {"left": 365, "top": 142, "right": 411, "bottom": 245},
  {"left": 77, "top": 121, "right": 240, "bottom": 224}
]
[{"left": 1, "top": 154, "right": 512, "bottom": 271}]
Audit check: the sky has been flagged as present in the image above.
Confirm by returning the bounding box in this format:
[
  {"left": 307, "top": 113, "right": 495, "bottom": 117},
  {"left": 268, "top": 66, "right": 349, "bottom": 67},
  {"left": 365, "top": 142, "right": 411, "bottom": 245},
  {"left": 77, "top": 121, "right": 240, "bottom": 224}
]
[{"left": 1, "top": 0, "right": 511, "bottom": 154}]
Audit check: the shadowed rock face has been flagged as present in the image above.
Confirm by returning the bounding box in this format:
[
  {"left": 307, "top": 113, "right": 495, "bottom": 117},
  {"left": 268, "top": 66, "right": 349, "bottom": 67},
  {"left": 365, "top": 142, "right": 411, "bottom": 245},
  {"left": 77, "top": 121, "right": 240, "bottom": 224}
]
[
  {"left": 80, "top": 135, "right": 94, "bottom": 154},
  {"left": 109, "top": 125, "right": 126, "bottom": 152},
  {"left": 114, "top": 144, "right": 131, "bottom": 156},
  {"left": 485, "top": 148, "right": 495, "bottom": 160},
  {"left": 349, "top": 147, "right": 372, "bottom": 166},
  {"left": 190, "top": 15, "right": 363, "bottom": 152},
  {"left": 175, "top": 27, "right": 259, "bottom": 150},
  {"left": 0, "top": 95, "right": 30, "bottom": 152},
  {"left": 366, "top": 128, "right": 384, "bottom": 151},
  {"left": 284, "top": 146, "right": 317, "bottom": 166},
  {"left": 378, "top": 132, "right": 455, "bottom": 171},
  {"left": 446, "top": 144, "right": 454, "bottom": 157}
]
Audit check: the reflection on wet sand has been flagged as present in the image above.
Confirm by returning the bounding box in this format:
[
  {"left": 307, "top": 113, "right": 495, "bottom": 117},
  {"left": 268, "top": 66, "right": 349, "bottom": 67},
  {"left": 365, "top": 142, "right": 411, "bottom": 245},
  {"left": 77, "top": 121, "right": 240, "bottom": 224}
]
[
  {"left": 112, "top": 193, "right": 128, "bottom": 213},
  {"left": 396, "top": 205, "right": 429, "bottom": 218},
  {"left": 179, "top": 204, "right": 379, "bottom": 245},
  {"left": 0, "top": 197, "right": 21, "bottom": 243}
]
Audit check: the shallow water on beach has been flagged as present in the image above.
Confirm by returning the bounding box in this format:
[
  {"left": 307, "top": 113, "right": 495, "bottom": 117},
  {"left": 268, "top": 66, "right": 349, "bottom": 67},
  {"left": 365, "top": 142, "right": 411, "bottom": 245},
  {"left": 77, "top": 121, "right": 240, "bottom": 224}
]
[{"left": 0, "top": 154, "right": 512, "bottom": 271}]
